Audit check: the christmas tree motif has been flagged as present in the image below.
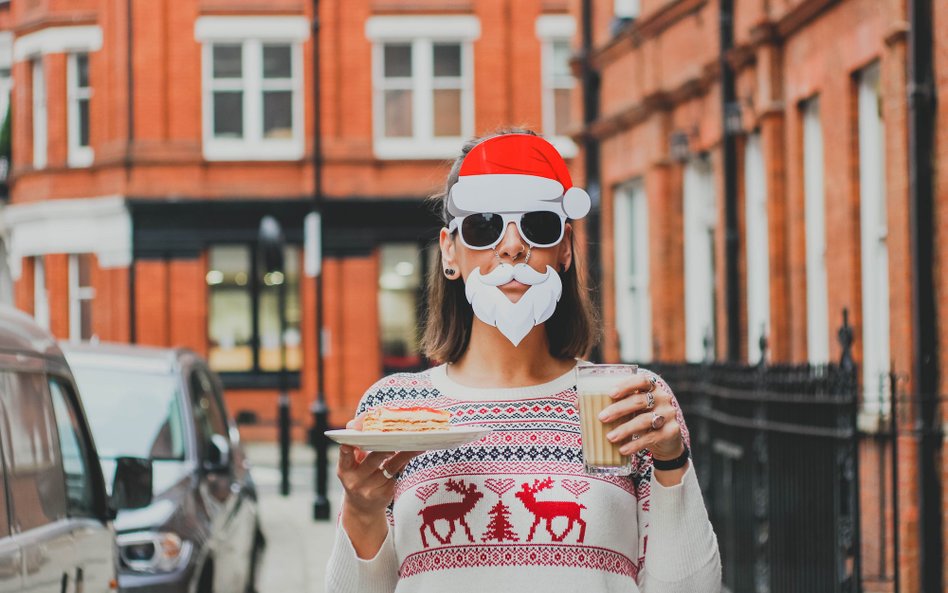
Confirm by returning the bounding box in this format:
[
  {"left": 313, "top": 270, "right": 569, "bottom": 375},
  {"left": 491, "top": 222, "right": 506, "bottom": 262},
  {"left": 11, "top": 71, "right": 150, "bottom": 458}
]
[{"left": 481, "top": 500, "right": 520, "bottom": 542}]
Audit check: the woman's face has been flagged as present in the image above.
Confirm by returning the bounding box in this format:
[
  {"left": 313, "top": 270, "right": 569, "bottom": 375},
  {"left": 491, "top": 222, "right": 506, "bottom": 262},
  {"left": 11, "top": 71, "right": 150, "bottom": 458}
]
[{"left": 440, "top": 215, "right": 573, "bottom": 304}]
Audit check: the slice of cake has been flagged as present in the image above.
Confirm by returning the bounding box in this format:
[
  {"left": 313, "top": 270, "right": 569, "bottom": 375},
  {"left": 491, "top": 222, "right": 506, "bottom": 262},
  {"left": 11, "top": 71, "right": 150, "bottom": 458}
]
[{"left": 362, "top": 406, "right": 451, "bottom": 432}]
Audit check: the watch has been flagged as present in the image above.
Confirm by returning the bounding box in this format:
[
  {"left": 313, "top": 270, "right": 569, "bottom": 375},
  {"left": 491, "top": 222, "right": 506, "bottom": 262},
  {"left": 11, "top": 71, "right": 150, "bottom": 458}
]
[{"left": 652, "top": 445, "right": 690, "bottom": 471}]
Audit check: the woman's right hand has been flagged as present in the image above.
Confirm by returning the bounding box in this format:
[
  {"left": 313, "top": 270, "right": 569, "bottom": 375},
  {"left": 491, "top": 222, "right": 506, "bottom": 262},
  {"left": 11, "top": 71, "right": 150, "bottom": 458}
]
[{"left": 336, "top": 415, "right": 420, "bottom": 558}]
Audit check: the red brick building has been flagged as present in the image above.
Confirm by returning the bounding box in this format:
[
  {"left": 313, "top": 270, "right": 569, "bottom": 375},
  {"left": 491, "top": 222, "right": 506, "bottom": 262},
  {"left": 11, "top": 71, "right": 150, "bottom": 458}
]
[
  {"left": 0, "top": 0, "right": 580, "bottom": 437},
  {"left": 575, "top": 0, "right": 946, "bottom": 590}
]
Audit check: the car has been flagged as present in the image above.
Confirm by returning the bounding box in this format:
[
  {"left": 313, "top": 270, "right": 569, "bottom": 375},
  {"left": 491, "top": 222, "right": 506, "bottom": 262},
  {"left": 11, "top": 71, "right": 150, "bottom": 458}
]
[
  {"left": 0, "top": 306, "right": 153, "bottom": 593},
  {"left": 62, "top": 343, "right": 264, "bottom": 593}
]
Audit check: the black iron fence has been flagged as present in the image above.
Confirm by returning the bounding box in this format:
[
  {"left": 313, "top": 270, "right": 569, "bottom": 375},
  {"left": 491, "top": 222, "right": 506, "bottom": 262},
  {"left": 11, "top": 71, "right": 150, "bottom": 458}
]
[
  {"left": 647, "top": 312, "right": 945, "bottom": 593},
  {"left": 647, "top": 312, "right": 864, "bottom": 593}
]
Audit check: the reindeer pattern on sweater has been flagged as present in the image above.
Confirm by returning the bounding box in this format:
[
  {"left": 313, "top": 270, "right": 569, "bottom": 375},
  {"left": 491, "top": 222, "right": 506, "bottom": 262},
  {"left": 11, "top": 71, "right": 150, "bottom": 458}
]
[{"left": 353, "top": 365, "right": 691, "bottom": 589}]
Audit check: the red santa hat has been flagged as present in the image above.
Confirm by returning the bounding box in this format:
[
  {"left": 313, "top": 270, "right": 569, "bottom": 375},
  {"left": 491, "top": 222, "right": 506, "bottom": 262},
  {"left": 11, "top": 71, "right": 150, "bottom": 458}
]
[{"left": 447, "top": 134, "right": 592, "bottom": 220}]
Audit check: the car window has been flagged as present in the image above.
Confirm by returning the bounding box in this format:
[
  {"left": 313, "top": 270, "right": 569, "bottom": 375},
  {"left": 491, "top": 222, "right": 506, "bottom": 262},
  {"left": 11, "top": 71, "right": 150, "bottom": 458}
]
[
  {"left": 48, "top": 379, "right": 96, "bottom": 518},
  {"left": 0, "top": 371, "right": 67, "bottom": 531},
  {"left": 190, "top": 368, "right": 229, "bottom": 448}
]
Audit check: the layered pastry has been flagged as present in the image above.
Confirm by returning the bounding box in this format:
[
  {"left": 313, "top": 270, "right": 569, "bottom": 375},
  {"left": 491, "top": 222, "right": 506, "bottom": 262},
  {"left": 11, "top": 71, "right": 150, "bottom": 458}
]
[{"left": 362, "top": 406, "right": 452, "bottom": 432}]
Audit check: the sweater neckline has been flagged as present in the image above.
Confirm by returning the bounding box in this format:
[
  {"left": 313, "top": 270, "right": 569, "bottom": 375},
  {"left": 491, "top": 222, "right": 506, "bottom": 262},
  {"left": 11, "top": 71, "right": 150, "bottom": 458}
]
[{"left": 429, "top": 362, "right": 578, "bottom": 401}]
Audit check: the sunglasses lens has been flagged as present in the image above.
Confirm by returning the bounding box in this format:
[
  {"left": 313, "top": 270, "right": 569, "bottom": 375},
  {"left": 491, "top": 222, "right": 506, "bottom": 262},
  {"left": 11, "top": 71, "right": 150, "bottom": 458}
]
[
  {"left": 460, "top": 213, "right": 504, "bottom": 248},
  {"left": 520, "top": 211, "right": 563, "bottom": 246}
]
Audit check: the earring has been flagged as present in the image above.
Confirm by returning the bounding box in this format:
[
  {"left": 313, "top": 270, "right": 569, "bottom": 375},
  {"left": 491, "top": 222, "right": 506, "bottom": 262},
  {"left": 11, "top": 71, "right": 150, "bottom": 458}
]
[{"left": 444, "top": 268, "right": 456, "bottom": 278}]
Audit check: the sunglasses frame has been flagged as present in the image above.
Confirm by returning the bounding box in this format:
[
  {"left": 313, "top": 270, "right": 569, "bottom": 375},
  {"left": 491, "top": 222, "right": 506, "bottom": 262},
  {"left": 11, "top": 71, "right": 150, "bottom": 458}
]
[{"left": 447, "top": 211, "right": 567, "bottom": 251}]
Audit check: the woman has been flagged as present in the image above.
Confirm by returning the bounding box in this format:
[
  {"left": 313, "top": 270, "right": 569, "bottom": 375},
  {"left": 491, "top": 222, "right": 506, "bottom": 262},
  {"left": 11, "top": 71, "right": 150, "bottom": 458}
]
[{"left": 327, "top": 130, "right": 721, "bottom": 592}]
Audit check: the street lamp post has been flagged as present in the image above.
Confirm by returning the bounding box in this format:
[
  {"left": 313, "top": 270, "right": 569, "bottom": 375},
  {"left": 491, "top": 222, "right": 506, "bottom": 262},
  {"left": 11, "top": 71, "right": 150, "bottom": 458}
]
[
  {"left": 310, "top": 0, "right": 331, "bottom": 521},
  {"left": 258, "top": 216, "right": 291, "bottom": 497}
]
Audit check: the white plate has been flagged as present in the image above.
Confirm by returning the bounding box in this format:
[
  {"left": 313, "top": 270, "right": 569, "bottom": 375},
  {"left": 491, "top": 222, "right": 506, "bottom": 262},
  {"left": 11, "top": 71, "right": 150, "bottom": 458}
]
[{"left": 324, "top": 426, "right": 491, "bottom": 452}]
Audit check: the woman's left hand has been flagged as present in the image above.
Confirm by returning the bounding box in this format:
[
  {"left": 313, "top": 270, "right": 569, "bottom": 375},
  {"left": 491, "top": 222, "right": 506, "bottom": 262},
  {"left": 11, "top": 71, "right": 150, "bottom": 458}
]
[{"left": 598, "top": 373, "right": 686, "bottom": 463}]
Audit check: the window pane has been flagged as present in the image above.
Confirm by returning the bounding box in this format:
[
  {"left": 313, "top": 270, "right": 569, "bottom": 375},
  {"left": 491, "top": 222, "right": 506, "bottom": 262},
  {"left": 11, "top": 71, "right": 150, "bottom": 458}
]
[
  {"left": 263, "top": 91, "right": 293, "bottom": 139},
  {"left": 259, "top": 247, "right": 301, "bottom": 372},
  {"left": 71, "top": 367, "right": 185, "bottom": 460},
  {"left": 0, "top": 371, "right": 67, "bottom": 530},
  {"left": 76, "top": 53, "right": 90, "bottom": 88},
  {"left": 213, "top": 92, "right": 244, "bottom": 139},
  {"left": 384, "top": 44, "right": 412, "bottom": 78},
  {"left": 433, "top": 89, "right": 461, "bottom": 137},
  {"left": 208, "top": 246, "right": 253, "bottom": 372},
  {"left": 78, "top": 98, "right": 90, "bottom": 147},
  {"left": 379, "top": 244, "right": 423, "bottom": 371},
  {"left": 263, "top": 44, "right": 292, "bottom": 79},
  {"left": 384, "top": 89, "right": 413, "bottom": 137},
  {"left": 213, "top": 45, "right": 242, "bottom": 78},
  {"left": 433, "top": 44, "right": 461, "bottom": 77},
  {"left": 190, "top": 370, "right": 228, "bottom": 452},
  {"left": 552, "top": 41, "right": 572, "bottom": 79},
  {"left": 77, "top": 253, "right": 92, "bottom": 287},
  {"left": 554, "top": 88, "right": 571, "bottom": 136},
  {"left": 49, "top": 380, "right": 95, "bottom": 517}
]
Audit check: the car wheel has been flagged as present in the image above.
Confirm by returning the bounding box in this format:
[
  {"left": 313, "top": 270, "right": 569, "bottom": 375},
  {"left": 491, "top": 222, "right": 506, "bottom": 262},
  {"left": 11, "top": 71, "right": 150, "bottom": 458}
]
[
  {"left": 245, "top": 527, "right": 266, "bottom": 593},
  {"left": 198, "top": 560, "right": 214, "bottom": 593}
]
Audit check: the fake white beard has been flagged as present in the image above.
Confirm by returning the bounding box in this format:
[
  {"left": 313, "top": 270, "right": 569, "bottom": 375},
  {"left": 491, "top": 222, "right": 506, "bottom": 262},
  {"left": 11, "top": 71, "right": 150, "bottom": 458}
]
[{"left": 464, "top": 263, "right": 563, "bottom": 347}]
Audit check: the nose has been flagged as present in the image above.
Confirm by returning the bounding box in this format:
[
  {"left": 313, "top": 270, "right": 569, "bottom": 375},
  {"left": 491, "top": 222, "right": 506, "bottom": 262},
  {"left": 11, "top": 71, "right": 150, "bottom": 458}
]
[{"left": 495, "top": 222, "right": 527, "bottom": 261}]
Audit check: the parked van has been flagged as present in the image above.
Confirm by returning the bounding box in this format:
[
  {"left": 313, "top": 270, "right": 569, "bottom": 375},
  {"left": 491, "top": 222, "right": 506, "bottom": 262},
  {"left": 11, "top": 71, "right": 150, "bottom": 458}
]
[{"left": 0, "top": 306, "right": 152, "bottom": 593}]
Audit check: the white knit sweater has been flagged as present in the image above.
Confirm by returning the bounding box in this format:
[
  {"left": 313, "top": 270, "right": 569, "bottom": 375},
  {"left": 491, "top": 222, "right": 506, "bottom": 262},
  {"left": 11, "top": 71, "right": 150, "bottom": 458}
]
[{"left": 326, "top": 364, "right": 721, "bottom": 593}]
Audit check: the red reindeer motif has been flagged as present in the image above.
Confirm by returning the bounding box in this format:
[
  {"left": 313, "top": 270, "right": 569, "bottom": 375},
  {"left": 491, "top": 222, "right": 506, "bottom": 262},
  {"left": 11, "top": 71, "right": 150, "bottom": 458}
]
[
  {"left": 515, "top": 477, "right": 587, "bottom": 543},
  {"left": 418, "top": 479, "right": 484, "bottom": 548}
]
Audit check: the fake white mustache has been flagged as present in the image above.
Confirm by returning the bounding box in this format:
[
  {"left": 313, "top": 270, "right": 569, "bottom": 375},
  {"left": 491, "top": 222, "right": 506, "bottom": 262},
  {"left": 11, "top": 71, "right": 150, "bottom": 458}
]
[{"left": 476, "top": 263, "right": 550, "bottom": 287}]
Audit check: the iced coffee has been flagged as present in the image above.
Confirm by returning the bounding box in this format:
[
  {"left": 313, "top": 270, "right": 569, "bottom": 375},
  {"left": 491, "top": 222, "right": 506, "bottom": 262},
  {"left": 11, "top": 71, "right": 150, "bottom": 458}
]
[{"left": 576, "top": 364, "right": 637, "bottom": 476}]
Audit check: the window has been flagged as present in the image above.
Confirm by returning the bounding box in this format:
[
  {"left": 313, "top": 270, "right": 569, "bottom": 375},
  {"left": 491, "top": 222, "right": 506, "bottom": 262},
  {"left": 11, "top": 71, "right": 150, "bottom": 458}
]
[
  {"left": 366, "top": 15, "right": 479, "bottom": 159},
  {"left": 31, "top": 58, "right": 46, "bottom": 169},
  {"left": 803, "top": 97, "right": 829, "bottom": 364},
  {"left": 744, "top": 132, "right": 770, "bottom": 363},
  {"left": 189, "top": 368, "right": 229, "bottom": 457},
  {"left": 67, "top": 52, "right": 93, "bottom": 167},
  {"left": 68, "top": 254, "right": 95, "bottom": 342},
  {"left": 857, "top": 63, "right": 890, "bottom": 416},
  {"left": 683, "top": 156, "right": 717, "bottom": 362},
  {"left": 196, "top": 17, "right": 307, "bottom": 161},
  {"left": 207, "top": 244, "right": 301, "bottom": 375},
  {"left": 614, "top": 0, "right": 641, "bottom": 20},
  {"left": 614, "top": 180, "right": 651, "bottom": 362},
  {"left": 0, "top": 371, "right": 67, "bottom": 531},
  {"left": 49, "top": 379, "right": 95, "bottom": 517},
  {"left": 379, "top": 244, "right": 424, "bottom": 372},
  {"left": 536, "top": 15, "right": 577, "bottom": 157},
  {"left": 34, "top": 256, "right": 50, "bottom": 330}
]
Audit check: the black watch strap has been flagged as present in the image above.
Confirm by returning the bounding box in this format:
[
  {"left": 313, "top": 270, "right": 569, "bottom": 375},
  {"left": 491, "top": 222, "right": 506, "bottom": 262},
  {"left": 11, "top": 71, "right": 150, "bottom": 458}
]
[{"left": 652, "top": 445, "right": 690, "bottom": 471}]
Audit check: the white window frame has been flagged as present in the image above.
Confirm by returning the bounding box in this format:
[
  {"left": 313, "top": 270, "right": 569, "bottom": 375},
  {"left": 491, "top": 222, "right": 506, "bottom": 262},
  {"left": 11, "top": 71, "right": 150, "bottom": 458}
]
[
  {"left": 34, "top": 256, "right": 49, "bottom": 330},
  {"left": 195, "top": 16, "right": 308, "bottom": 161},
  {"left": 67, "top": 52, "right": 93, "bottom": 168},
  {"left": 366, "top": 15, "right": 479, "bottom": 160},
  {"left": 68, "top": 254, "right": 95, "bottom": 343},
  {"left": 684, "top": 156, "right": 717, "bottom": 362},
  {"left": 32, "top": 59, "right": 46, "bottom": 169},
  {"left": 744, "top": 132, "right": 770, "bottom": 363},
  {"left": 614, "top": 180, "right": 652, "bottom": 362},
  {"left": 857, "top": 63, "right": 890, "bottom": 419},
  {"left": 803, "top": 97, "right": 829, "bottom": 364},
  {"left": 614, "top": 0, "right": 641, "bottom": 19},
  {"left": 536, "top": 16, "right": 577, "bottom": 158}
]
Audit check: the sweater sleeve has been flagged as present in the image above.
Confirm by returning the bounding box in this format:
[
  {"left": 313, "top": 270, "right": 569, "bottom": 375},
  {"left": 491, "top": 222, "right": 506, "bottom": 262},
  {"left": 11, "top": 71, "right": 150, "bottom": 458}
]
[
  {"left": 325, "top": 512, "right": 399, "bottom": 593},
  {"left": 638, "top": 463, "right": 722, "bottom": 592}
]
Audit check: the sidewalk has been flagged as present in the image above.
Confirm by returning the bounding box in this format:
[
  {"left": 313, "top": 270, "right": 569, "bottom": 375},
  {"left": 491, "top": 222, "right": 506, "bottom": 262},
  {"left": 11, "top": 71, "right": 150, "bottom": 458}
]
[{"left": 245, "top": 442, "right": 341, "bottom": 593}]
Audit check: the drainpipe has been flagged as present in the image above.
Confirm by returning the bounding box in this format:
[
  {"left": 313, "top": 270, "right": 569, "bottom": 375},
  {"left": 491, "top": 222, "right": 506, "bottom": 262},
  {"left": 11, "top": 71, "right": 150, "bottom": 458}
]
[
  {"left": 719, "top": 0, "right": 740, "bottom": 362},
  {"left": 310, "top": 0, "right": 331, "bottom": 521},
  {"left": 579, "top": 0, "right": 602, "bottom": 360},
  {"left": 907, "top": 0, "right": 941, "bottom": 590},
  {"left": 126, "top": 0, "right": 136, "bottom": 343}
]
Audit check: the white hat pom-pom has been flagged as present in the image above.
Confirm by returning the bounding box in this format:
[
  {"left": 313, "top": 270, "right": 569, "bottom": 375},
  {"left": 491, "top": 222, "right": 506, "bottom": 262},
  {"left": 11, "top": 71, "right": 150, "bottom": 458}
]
[{"left": 562, "top": 187, "right": 591, "bottom": 219}]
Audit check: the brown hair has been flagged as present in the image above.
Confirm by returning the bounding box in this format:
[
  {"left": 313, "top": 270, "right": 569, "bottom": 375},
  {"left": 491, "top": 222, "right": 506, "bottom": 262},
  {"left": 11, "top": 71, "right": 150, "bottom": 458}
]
[{"left": 420, "top": 129, "right": 599, "bottom": 363}]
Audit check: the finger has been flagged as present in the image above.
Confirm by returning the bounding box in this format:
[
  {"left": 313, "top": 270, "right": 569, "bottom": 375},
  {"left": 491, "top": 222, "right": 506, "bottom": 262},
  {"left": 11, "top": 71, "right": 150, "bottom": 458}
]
[
  {"left": 617, "top": 410, "right": 676, "bottom": 456},
  {"left": 353, "top": 451, "right": 391, "bottom": 478},
  {"left": 610, "top": 375, "right": 654, "bottom": 399},
  {"left": 338, "top": 445, "right": 356, "bottom": 470},
  {"left": 599, "top": 392, "right": 653, "bottom": 422},
  {"left": 384, "top": 451, "right": 423, "bottom": 475}
]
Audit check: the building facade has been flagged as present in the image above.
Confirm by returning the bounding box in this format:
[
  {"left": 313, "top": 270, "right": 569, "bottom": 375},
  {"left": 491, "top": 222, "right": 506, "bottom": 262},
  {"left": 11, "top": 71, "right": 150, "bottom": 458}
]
[
  {"left": 576, "top": 0, "right": 946, "bottom": 590},
  {"left": 3, "top": 0, "right": 579, "bottom": 436}
]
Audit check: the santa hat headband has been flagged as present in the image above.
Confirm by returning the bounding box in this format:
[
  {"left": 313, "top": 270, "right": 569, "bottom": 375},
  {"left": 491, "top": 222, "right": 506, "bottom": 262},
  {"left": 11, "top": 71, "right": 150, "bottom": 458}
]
[{"left": 447, "top": 134, "right": 591, "bottom": 220}]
